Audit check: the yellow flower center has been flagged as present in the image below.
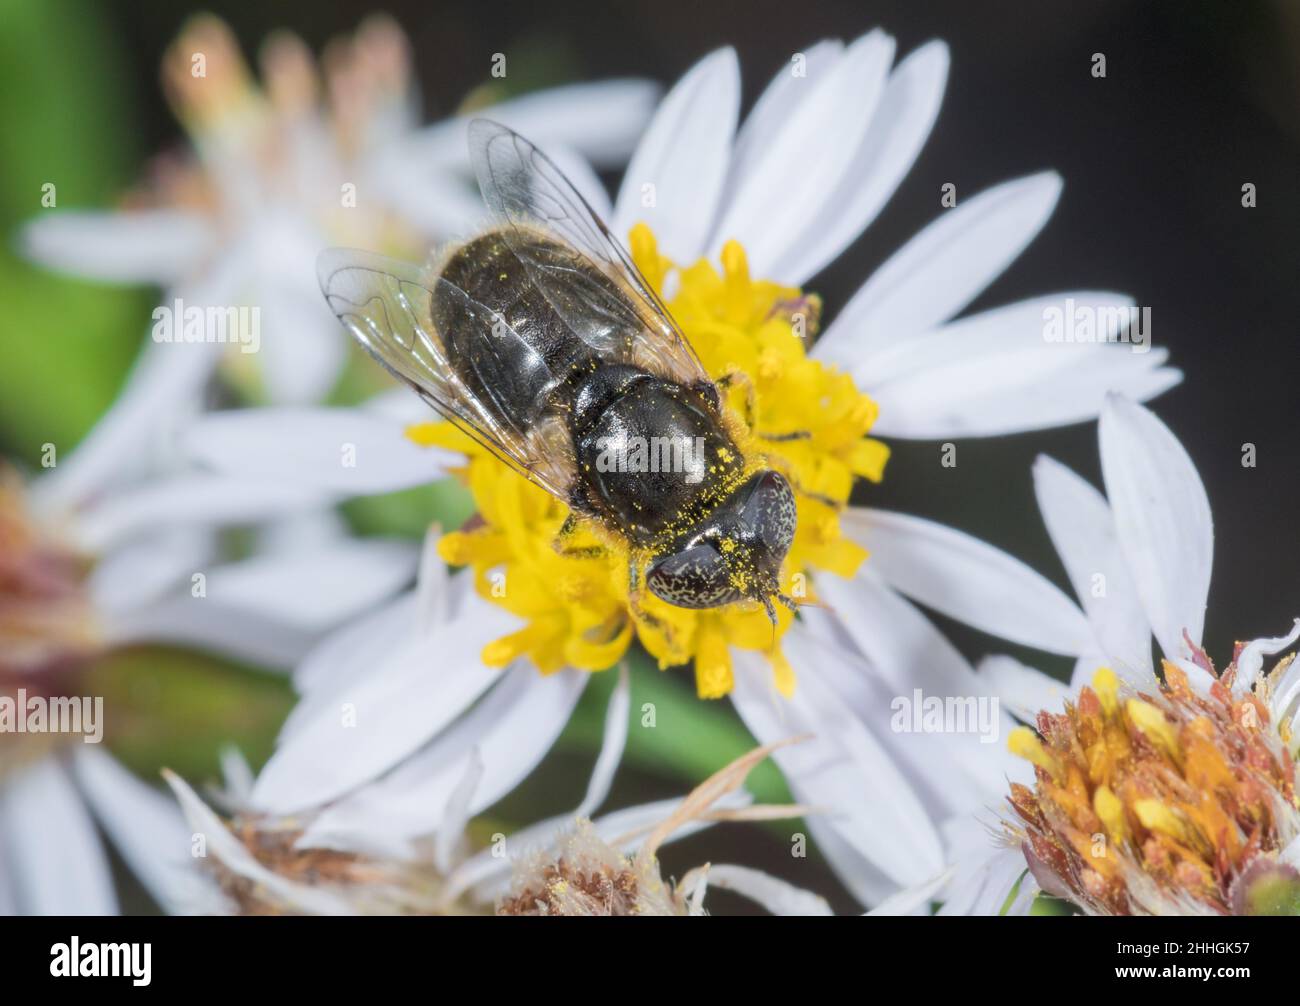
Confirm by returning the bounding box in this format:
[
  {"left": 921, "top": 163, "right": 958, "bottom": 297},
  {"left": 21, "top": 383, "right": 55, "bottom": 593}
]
[
  {"left": 408, "top": 226, "right": 888, "bottom": 698},
  {"left": 1007, "top": 657, "right": 1300, "bottom": 915}
]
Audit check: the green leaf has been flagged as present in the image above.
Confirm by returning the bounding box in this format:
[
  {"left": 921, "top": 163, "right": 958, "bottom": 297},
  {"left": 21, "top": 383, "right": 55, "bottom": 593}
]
[
  {"left": 342, "top": 479, "right": 476, "bottom": 539},
  {"left": 554, "top": 649, "right": 792, "bottom": 804},
  {"left": 0, "top": 0, "right": 149, "bottom": 462},
  {"left": 90, "top": 645, "right": 296, "bottom": 782}
]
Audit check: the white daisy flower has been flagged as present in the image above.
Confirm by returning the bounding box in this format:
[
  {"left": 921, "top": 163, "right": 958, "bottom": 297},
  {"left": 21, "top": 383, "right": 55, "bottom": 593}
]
[
  {"left": 0, "top": 341, "right": 425, "bottom": 915},
  {"left": 19, "top": 14, "right": 657, "bottom": 404},
  {"left": 161, "top": 668, "right": 822, "bottom": 916},
  {"left": 180, "top": 29, "right": 1181, "bottom": 907},
  {"left": 801, "top": 395, "right": 1300, "bottom": 914}
]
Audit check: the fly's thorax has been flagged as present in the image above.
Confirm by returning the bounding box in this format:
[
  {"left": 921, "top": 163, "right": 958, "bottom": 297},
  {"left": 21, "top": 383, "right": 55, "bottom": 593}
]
[{"left": 572, "top": 371, "right": 746, "bottom": 544}]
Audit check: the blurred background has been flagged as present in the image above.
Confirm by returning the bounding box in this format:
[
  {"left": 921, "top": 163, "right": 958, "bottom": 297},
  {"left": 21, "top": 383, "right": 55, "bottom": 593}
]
[{"left": 1, "top": 0, "right": 1296, "bottom": 913}]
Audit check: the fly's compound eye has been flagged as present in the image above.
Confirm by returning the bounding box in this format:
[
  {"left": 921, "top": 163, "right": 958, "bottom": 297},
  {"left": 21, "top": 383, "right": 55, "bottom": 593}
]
[
  {"left": 743, "top": 470, "right": 797, "bottom": 559},
  {"left": 645, "top": 544, "right": 741, "bottom": 609}
]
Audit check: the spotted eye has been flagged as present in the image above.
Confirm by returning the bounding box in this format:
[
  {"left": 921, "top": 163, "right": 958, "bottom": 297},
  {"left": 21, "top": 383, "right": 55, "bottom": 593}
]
[
  {"left": 646, "top": 544, "right": 741, "bottom": 609},
  {"left": 743, "top": 471, "right": 796, "bottom": 559}
]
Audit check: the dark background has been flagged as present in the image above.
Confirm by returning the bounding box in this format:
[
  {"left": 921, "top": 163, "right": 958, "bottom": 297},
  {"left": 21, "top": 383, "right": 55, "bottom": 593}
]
[{"left": 60, "top": 0, "right": 1300, "bottom": 911}]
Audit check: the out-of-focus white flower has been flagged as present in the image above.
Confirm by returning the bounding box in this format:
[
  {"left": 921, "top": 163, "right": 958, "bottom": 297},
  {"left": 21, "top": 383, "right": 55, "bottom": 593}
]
[
  {"left": 162, "top": 675, "right": 823, "bottom": 916},
  {"left": 20, "top": 14, "right": 658, "bottom": 404},
  {"left": 0, "top": 345, "right": 424, "bottom": 915}
]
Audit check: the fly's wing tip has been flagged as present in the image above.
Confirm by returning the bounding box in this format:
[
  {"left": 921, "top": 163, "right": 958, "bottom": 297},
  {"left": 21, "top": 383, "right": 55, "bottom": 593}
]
[{"left": 316, "top": 247, "right": 354, "bottom": 298}]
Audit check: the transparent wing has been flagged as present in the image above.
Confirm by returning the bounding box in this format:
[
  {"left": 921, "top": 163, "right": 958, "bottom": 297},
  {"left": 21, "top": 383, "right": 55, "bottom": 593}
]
[
  {"left": 467, "top": 118, "right": 712, "bottom": 388},
  {"left": 316, "top": 247, "right": 577, "bottom": 500}
]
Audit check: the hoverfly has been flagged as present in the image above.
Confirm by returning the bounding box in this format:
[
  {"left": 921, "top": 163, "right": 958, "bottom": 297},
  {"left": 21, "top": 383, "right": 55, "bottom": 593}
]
[{"left": 317, "top": 120, "right": 798, "bottom": 622}]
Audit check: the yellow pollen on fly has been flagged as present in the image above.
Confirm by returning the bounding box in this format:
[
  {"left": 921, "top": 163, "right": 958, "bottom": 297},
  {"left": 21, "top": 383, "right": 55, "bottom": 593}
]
[{"left": 408, "top": 227, "right": 889, "bottom": 699}]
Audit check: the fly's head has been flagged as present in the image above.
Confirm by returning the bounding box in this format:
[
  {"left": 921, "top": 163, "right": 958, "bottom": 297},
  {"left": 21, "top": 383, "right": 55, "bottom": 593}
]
[{"left": 644, "top": 470, "right": 797, "bottom": 621}]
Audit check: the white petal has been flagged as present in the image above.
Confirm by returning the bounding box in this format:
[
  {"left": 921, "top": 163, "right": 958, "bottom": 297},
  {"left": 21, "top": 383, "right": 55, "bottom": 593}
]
[
  {"left": 72, "top": 748, "right": 223, "bottom": 915},
  {"left": 109, "top": 539, "right": 418, "bottom": 670},
  {"left": 1098, "top": 395, "right": 1213, "bottom": 660},
  {"left": 218, "top": 746, "right": 256, "bottom": 807},
  {"left": 32, "top": 338, "right": 222, "bottom": 514},
  {"left": 575, "top": 663, "right": 631, "bottom": 818},
  {"left": 74, "top": 475, "right": 327, "bottom": 552},
  {"left": 162, "top": 771, "right": 350, "bottom": 914},
  {"left": 21, "top": 209, "right": 213, "bottom": 284},
  {"left": 250, "top": 601, "right": 512, "bottom": 813},
  {"left": 724, "top": 39, "right": 845, "bottom": 192},
  {"left": 252, "top": 272, "right": 347, "bottom": 406},
  {"left": 255, "top": 507, "right": 350, "bottom": 555},
  {"left": 843, "top": 508, "right": 1093, "bottom": 655},
  {"left": 190, "top": 538, "right": 417, "bottom": 633},
  {"left": 849, "top": 291, "right": 1132, "bottom": 386},
  {"left": 0, "top": 757, "right": 117, "bottom": 915},
  {"left": 104, "top": 592, "right": 315, "bottom": 670},
  {"left": 708, "top": 31, "right": 895, "bottom": 274},
  {"left": 807, "top": 579, "right": 1017, "bottom": 809},
  {"left": 31, "top": 249, "right": 249, "bottom": 512},
  {"left": 865, "top": 865, "right": 954, "bottom": 916},
  {"left": 88, "top": 527, "right": 216, "bottom": 615},
  {"left": 978, "top": 655, "right": 1070, "bottom": 722},
  {"left": 867, "top": 336, "right": 1181, "bottom": 439},
  {"left": 297, "top": 665, "right": 587, "bottom": 855},
  {"left": 433, "top": 749, "right": 483, "bottom": 875},
  {"left": 1033, "top": 454, "right": 1155, "bottom": 683},
  {"left": 702, "top": 864, "right": 834, "bottom": 916},
  {"left": 730, "top": 637, "right": 944, "bottom": 887},
  {"left": 937, "top": 845, "right": 1033, "bottom": 916},
  {"left": 1232, "top": 619, "right": 1300, "bottom": 697},
  {"left": 291, "top": 592, "right": 417, "bottom": 699},
  {"left": 612, "top": 49, "right": 739, "bottom": 261},
  {"left": 414, "top": 525, "right": 452, "bottom": 635},
  {"left": 818, "top": 171, "right": 1061, "bottom": 362},
  {"left": 409, "top": 79, "right": 662, "bottom": 170},
  {"left": 772, "top": 40, "right": 949, "bottom": 284},
  {"left": 802, "top": 817, "right": 898, "bottom": 907},
  {"left": 185, "top": 407, "right": 454, "bottom": 494}
]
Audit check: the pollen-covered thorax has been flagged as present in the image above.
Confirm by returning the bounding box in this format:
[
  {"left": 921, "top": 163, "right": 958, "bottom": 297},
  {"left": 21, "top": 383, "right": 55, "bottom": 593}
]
[{"left": 1007, "top": 654, "right": 1300, "bottom": 915}]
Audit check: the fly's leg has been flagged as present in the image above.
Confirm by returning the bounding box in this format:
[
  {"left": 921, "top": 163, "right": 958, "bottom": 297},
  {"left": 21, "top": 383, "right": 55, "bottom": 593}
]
[
  {"left": 765, "top": 455, "right": 842, "bottom": 510},
  {"left": 718, "top": 370, "right": 813, "bottom": 443},
  {"left": 717, "top": 369, "right": 758, "bottom": 431},
  {"left": 552, "top": 512, "right": 606, "bottom": 559},
  {"left": 626, "top": 556, "right": 683, "bottom": 654}
]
